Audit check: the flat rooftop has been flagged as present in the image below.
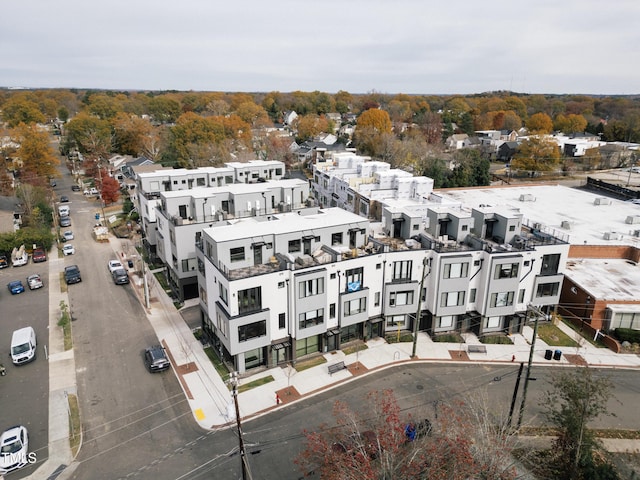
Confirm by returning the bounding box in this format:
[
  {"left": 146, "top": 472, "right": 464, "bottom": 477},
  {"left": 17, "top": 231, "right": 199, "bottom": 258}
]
[
  {"left": 161, "top": 178, "right": 307, "bottom": 199},
  {"left": 441, "top": 184, "right": 640, "bottom": 247},
  {"left": 565, "top": 258, "right": 640, "bottom": 301}
]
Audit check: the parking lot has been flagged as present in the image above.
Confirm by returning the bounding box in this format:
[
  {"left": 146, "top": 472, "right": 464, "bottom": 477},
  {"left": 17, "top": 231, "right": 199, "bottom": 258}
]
[{"left": 0, "top": 259, "right": 51, "bottom": 477}]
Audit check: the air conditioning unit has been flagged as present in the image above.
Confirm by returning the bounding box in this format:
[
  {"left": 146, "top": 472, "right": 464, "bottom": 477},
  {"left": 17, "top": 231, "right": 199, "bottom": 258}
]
[
  {"left": 519, "top": 194, "right": 536, "bottom": 202},
  {"left": 626, "top": 215, "right": 640, "bottom": 224},
  {"left": 561, "top": 220, "right": 571, "bottom": 230},
  {"left": 603, "top": 231, "right": 623, "bottom": 240},
  {"left": 594, "top": 197, "right": 612, "bottom": 206}
]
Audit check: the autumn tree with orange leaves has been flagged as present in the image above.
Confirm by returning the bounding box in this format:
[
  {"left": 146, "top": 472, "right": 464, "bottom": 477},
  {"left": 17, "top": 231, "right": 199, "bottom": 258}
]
[{"left": 295, "top": 390, "right": 519, "bottom": 480}]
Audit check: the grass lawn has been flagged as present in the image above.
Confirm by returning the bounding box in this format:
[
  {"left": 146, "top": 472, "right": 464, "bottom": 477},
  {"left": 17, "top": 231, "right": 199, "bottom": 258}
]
[
  {"left": 238, "top": 375, "right": 275, "bottom": 393},
  {"left": 68, "top": 393, "right": 81, "bottom": 457},
  {"left": 203, "top": 346, "right": 231, "bottom": 385},
  {"left": 536, "top": 322, "right": 579, "bottom": 348},
  {"left": 295, "top": 356, "right": 327, "bottom": 372}
]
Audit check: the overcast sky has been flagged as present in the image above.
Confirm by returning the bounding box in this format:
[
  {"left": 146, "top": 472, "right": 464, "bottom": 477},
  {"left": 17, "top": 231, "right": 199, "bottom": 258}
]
[{"left": 2, "top": 0, "right": 638, "bottom": 95}]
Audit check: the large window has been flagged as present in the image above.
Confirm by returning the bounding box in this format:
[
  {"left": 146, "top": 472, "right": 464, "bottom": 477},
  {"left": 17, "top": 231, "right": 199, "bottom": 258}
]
[
  {"left": 230, "top": 247, "right": 245, "bottom": 262},
  {"left": 219, "top": 284, "right": 228, "bottom": 305},
  {"left": 238, "top": 287, "right": 262, "bottom": 314},
  {"left": 288, "top": 239, "right": 301, "bottom": 253},
  {"left": 331, "top": 232, "right": 343, "bottom": 246},
  {"left": 238, "top": 320, "right": 266, "bottom": 342},
  {"left": 443, "top": 262, "right": 469, "bottom": 279},
  {"left": 344, "top": 297, "right": 367, "bottom": 316},
  {"left": 541, "top": 254, "right": 561, "bottom": 276},
  {"left": 389, "top": 291, "right": 414, "bottom": 306},
  {"left": 299, "top": 309, "right": 324, "bottom": 329},
  {"left": 296, "top": 336, "right": 320, "bottom": 357},
  {"left": 490, "top": 291, "right": 515, "bottom": 307},
  {"left": 438, "top": 316, "right": 454, "bottom": 328},
  {"left": 386, "top": 315, "right": 406, "bottom": 328},
  {"left": 392, "top": 260, "right": 412, "bottom": 282},
  {"left": 440, "top": 291, "right": 465, "bottom": 307},
  {"left": 494, "top": 263, "right": 519, "bottom": 279},
  {"left": 536, "top": 282, "right": 559, "bottom": 297},
  {"left": 345, "top": 267, "right": 363, "bottom": 292},
  {"left": 278, "top": 313, "right": 285, "bottom": 329},
  {"left": 298, "top": 277, "right": 325, "bottom": 298}
]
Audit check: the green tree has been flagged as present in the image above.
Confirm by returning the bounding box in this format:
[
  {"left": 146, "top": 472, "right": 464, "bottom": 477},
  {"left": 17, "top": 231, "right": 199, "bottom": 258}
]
[
  {"left": 544, "top": 367, "right": 617, "bottom": 480},
  {"left": 65, "top": 113, "right": 112, "bottom": 159},
  {"left": 148, "top": 96, "right": 181, "bottom": 124}
]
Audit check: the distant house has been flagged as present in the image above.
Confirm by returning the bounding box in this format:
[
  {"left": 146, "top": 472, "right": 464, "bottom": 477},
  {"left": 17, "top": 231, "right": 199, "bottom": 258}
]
[
  {"left": 283, "top": 111, "right": 298, "bottom": 126},
  {"left": 0, "top": 196, "right": 23, "bottom": 233},
  {"left": 497, "top": 141, "right": 519, "bottom": 162},
  {"left": 445, "top": 133, "right": 470, "bottom": 151}
]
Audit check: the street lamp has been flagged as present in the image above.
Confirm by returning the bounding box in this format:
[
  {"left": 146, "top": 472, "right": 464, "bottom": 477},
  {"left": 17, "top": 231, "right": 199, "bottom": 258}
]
[{"left": 411, "top": 257, "right": 431, "bottom": 358}]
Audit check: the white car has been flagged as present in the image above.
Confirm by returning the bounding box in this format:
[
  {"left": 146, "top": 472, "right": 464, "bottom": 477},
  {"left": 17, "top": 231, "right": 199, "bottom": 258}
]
[
  {"left": 27, "top": 273, "right": 44, "bottom": 290},
  {"left": 0, "top": 425, "right": 29, "bottom": 474},
  {"left": 63, "top": 244, "right": 75, "bottom": 255},
  {"left": 108, "top": 259, "right": 123, "bottom": 273},
  {"left": 63, "top": 230, "right": 74, "bottom": 241}
]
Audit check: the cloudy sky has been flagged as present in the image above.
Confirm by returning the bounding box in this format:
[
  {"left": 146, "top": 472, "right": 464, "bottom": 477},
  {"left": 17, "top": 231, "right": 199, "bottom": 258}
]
[{"left": 2, "top": 0, "right": 638, "bottom": 95}]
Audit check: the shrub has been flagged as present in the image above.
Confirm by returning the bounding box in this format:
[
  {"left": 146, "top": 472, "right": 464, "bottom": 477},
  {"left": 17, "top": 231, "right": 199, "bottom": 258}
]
[{"left": 615, "top": 328, "right": 640, "bottom": 344}]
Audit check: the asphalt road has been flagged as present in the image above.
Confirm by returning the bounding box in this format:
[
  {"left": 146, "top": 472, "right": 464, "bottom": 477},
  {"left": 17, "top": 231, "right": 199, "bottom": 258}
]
[{"left": 0, "top": 248, "right": 50, "bottom": 478}]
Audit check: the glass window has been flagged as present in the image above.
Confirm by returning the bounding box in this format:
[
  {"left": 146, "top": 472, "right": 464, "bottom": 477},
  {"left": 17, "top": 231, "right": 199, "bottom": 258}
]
[
  {"left": 374, "top": 292, "right": 380, "bottom": 307},
  {"left": 392, "top": 260, "right": 412, "bottom": 282},
  {"left": 230, "top": 247, "right": 245, "bottom": 262},
  {"left": 518, "top": 288, "right": 526, "bottom": 303},
  {"left": 238, "top": 320, "right": 266, "bottom": 342},
  {"left": 440, "top": 291, "right": 465, "bottom": 307},
  {"left": 438, "top": 316, "right": 453, "bottom": 328},
  {"left": 490, "top": 291, "right": 515, "bottom": 307},
  {"left": 494, "top": 263, "right": 519, "bottom": 279},
  {"left": 299, "top": 309, "right": 324, "bottom": 329},
  {"left": 331, "top": 232, "right": 343, "bottom": 245},
  {"left": 344, "top": 297, "right": 367, "bottom": 316},
  {"left": 443, "top": 262, "right": 469, "bottom": 279},
  {"left": 390, "top": 291, "right": 414, "bottom": 306},
  {"left": 238, "top": 287, "right": 261, "bottom": 314},
  {"left": 219, "top": 284, "right": 228, "bottom": 305},
  {"left": 288, "top": 239, "right": 301, "bottom": 253},
  {"left": 329, "top": 303, "right": 336, "bottom": 318},
  {"left": 278, "top": 313, "right": 285, "bottom": 329},
  {"left": 536, "top": 282, "right": 559, "bottom": 297},
  {"left": 469, "top": 288, "right": 477, "bottom": 302},
  {"left": 345, "top": 267, "right": 363, "bottom": 292},
  {"left": 386, "top": 315, "right": 406, "bottom": 328},
  {"left": 296, "top": 336, "right": 320, "bottom": 357},
  {"left": 298, "top": 277, "right": 324, "bottom": 298},
  {"left": 485, "top": 317, "right": 500, "bottom": 328},
  {"left": 541, "top": 254, "right": 561, "bottom": 276}
]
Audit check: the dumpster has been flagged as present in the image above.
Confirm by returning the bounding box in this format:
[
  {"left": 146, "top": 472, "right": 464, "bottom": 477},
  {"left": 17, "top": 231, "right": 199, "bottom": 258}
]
[
  {"left": 544, "top": 349, "right": 553, "bottom": 360},
  {"left": 553, "top": 349, "right": 562, "bottom": 361}
]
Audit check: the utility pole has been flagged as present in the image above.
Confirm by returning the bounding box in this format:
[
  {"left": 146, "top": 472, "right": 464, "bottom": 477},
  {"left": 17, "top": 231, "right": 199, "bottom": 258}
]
[
  {"left": 517, "top": 304, "right": 539, "bottom": 430},
  {"left": 508, "top": 362, "right": 525, "bottom": 428},
  {"left": 231, "top": 372, "right": 252, "bottom": 480},
  {"left": 411, "top": 257, "right": 430, "bottom": 358}
]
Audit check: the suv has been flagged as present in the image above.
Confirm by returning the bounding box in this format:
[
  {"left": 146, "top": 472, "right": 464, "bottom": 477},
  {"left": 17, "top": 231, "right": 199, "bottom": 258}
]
[
  {"left": 144, "top": 345, "right": 170, "bottom": 372},
  {"left": 32, "top": 248, "right": 46, "bottom": 263},
  {"left": 64, "top": 265, "right": 82, "bottom": 284},
  {"left": 112, "top": 268, "right": 129, "bottom": 285}
]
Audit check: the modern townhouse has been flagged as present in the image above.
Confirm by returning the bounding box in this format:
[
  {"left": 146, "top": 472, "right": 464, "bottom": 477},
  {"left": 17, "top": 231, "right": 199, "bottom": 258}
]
[
  {"left": 136, "top": 161, "right": 286, "bottom": 259},
  {"left": 155, "top": 178, "right": 310, "bottom": 301},
  {"left": 196, "top": 200, "right": 569, "bottom": 374}
]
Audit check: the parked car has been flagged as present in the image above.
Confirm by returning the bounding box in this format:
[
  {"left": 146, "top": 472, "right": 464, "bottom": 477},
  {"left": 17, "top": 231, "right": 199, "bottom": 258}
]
[
  {"left": 108, "top": 259, "right": 124, "bottom": 273},
  {"left": 32, "top": 248, "right": 46, "bottom": 263},
  {"left": 71, "top": 185, "right": 81, "bottom": 192},
  {"left": 60, "top": 195, "right": 69, "bottom": 203},
  {"left": 7, "top": 280, "right": 25, "bottom": 294},
  {"left": 63, "top": 231, "right": 74, "bottom": 241},
  {"left": 62, "top": 244, "right": 75, "bottom": 256},
  {"left": 64, "top": 265, "right": 82, "bottom": 284},
  {"left": 111, "top": 268, "right": 129, "bottom": 285},
  {"left": 0, "top": 255, "right": 8, "bottom": 269},
  {"left": 144, "top": 345, "right": 170, "bottom": 372},
  {"left": 27, "top": 274, "right": 44, "bottom": 290},
  {"left": 0, "top": 425, "right": 29, "bottom": 474},
  {"left": 59, "top": 216, "right": 71, "bottom": 227}
]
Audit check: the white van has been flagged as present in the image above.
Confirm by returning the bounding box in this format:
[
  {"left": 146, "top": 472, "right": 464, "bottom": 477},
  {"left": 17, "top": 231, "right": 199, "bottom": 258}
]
[
  {"left": 11, "top": 327, "right": 36, "bottom": 365},
  {"left": 58, "top": 205, "right": 70, "bottom": 217}
]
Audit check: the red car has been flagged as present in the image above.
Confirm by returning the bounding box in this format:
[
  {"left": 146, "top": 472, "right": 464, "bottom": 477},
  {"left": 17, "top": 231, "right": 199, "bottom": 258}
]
[{"left": 32, "top": 248, "right": 46, "bottom": 263}]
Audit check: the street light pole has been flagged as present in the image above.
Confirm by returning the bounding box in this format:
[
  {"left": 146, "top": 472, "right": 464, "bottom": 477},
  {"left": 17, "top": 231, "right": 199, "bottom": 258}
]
[{"left": 411, "top": 257, "right": 430, "bottom": 358}]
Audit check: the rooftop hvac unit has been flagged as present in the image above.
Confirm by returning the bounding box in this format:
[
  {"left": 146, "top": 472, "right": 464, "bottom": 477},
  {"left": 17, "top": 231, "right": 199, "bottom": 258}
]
[
  {"left": 603, "top": 231, "right": 623, "bottom": 240},
  {"left": 561, "top": 220, "right": 571, "bottom": 230},
  {"left": 519, "top": 194, "right": 536, "bottom": 202},
  {"left": 594, "top": 197, "right": 612, "bottom": 206},
  {"left": 634, "top": 230, "right": 640, "bottom": 237},
  {"left": 626, "top": 215, "right": 640, "bottom": 224}
]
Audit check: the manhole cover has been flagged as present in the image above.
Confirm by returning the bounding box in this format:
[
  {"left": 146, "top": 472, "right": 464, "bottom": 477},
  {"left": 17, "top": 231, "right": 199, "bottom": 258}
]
[{"left": 416, "top": 384, "right": 424, "bottom": 390}]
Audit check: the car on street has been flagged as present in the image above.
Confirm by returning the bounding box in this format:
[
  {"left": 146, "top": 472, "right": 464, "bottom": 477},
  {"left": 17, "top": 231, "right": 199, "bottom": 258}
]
[
  {"left": 71, "top": 185, "right": 81, "bottom": 192},
  {"left": 144, "top": 345, "right": 171, "bottom": 372},
  {"left": 64, "top": 265, "right": 82, "bottom": 284},
  {"left": 62, "top": 244, "right": 75, "bottom": 255},
  {"left": 7, "top": 280, "right": 25, "bottom": 294},
  {"left": 0, "top": 255, "right": 8, "bottom": 269},
  {"left": 59, "top": 216, "right": 71, "bottom": 227},
  {"left": 108, "top": 259, "right": 124, "bottom": 273},
  {"left": 27, "top": 274, "right": 44, "bottom": 290},
  {"left": 32, "top": 248, "right": 46, "bottom": 263},
  {"left": 60, "top": 195, "right": 69, "bottom": 203},
  {"left": 111, "top": 268, "right": 129, "bottom": 285},
  {"left": 0, "top": 425, "right": 29, "bottom": 475},
  {"left": 63, "top": 231, "right": 74, "bottom": 241}
]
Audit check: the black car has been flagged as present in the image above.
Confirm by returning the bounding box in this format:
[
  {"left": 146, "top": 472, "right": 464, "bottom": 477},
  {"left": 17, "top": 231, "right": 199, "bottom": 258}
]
[
  {"left": 111, "top": 268, "right": 129, "bottom": 285},
  {"left": 71, "top": 185, "right": 81, "bottom": 192},
  {"left": 64, "top": 265, "right": 82, "bottom": 284},
  {"left": 60, "top": 195, "right": 69, "bottom": 203},
  {"left": 144, "top": 345, "right": 170, "bottom": 372}
]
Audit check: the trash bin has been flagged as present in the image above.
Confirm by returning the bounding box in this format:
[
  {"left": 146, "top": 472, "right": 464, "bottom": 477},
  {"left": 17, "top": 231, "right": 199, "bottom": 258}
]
[
  {"left": 544, "top": 349, "right": 553, "bottom": 360},
  {"left": 95, "top": 212, "right": 100, "bottom": 221},
  {"left": 127, "top": 259, "right": 134, "bottom": 268},
  {"left": 553, "top": 350, "right": 562, "bottom": 361}
]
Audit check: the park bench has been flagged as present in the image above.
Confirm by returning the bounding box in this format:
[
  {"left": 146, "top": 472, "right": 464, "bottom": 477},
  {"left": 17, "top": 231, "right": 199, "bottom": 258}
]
[
  {"left": 467, "top": 344, "right": 487, "bottom": 354},
  {"left": 328, "top": 361, "right": 347, "bottom": 375}
]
